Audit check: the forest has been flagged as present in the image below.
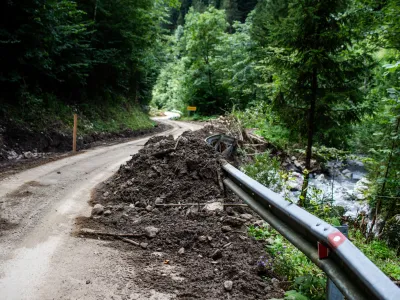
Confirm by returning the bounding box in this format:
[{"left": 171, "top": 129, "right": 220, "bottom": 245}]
[{"left": 0, "top": 0, "right": 399, "bottom": 299}]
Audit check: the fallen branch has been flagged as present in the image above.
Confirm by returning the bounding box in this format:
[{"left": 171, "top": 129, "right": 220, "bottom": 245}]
[
  {"left": 119, "top": 237, "right": 140, "bottom": 246},
  {"left": 79, "top": 228, "right": 143, "bottom": 238}
]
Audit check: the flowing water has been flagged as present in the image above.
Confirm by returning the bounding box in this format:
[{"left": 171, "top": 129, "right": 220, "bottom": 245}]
[{"left": 285, "top": 159, "right": 370, "bottom": 218}]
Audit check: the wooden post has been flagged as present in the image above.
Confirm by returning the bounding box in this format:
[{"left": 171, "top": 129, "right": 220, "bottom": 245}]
[{"left": 73, "top": 114, "right": 78, "bottom": 153}]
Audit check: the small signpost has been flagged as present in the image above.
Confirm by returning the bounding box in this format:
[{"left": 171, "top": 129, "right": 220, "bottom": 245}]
[
  {"left": 187, "top": 106, "right": 197, "bottom": 117},
  {"left": 72, "top": 114, "right": 78, "bottom": 153}
]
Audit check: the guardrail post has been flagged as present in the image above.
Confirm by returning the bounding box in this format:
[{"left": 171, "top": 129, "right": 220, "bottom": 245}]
[{"left": 327, "top": 225, "right": 348, "bottom": 300}]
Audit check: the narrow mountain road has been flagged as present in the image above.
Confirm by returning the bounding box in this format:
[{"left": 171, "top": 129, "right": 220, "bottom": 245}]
[{"left": 0, "top": 118, "right": 202, "bottom": 300}]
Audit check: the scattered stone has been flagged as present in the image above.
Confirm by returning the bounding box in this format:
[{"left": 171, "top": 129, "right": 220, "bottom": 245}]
[
  {"left": 155, "top": 197, "right": 164, "bottom": 205},
  {"left": 91, "top": 204, "right": 104, "bottom": 216},
  {"left": 140, "top": 242, "right": 148, "bottom": 249},
  {"left": 221, "top": 225, "right": 232, "bottom": 232},
  {"left": 240, "top": 213, "right": 253, "bottom": 221},
  {"left": 103, "top": 191, "right": 110, "bottom": 198},
  {"left": 129, "top": 203, "right": 135, "bottom": 208},
  {"left": 224, "top": 280, "right": 233, "bottom": 291},
  {"left": 86, "top": 280, "right": 91, "bottom": 284},
  {"left": 144, "top": 226, "right": 160, "bottom": 238},
  {"left": 178, "top": 247, "right": 185, "bottom": 255},
  {"left": 23, "top": 151, "right": 34, "bottom": 159},
  {"left": 103, "top": 210, "right": 112, "bottom": 216},
  {"left": 146, "top": 205, "right": 153, "bottom": 212},
  {"left": 254, "top": 220, "right": 266, "bottom": 227},
  {"left": 7, "top": 150, "right": 18, "bottom": 160},
  {"left": 205, "top": 202, "right": 224, "bottom": 212},
  {"left": 271, "top": 278, "right": 280, "bottom": 289},
  {"left": 211, "top": 249, "right": 222, "bottom": 260},
  {"left": 198, "top": 236, "right": 207, "bottom": 242}
]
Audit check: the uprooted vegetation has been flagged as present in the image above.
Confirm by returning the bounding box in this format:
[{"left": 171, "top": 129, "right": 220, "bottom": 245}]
[{"left": 78, "top": 130, "right": 286, "bottom": 299}]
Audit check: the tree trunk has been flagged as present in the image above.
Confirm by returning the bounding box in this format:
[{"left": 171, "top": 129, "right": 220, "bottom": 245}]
[
  {"left": 369, "top": 117, "right": 400, "bottom": 239},
  {"left": 299, "top": 68, "right": 317, "bottom": 207}
]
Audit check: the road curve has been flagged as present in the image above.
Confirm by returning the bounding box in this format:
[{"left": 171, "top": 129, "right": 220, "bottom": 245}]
[{"left": 0, "top": 119, "right": 202, "bottom": 300}]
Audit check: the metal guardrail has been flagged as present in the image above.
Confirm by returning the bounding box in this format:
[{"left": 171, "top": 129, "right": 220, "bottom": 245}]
[{"left": 220, "top": 161, "right": 400, "bottom": 300}]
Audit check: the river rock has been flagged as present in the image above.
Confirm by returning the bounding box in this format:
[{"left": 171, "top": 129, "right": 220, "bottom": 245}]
[
  {"left": 103, "top": 210, "right": 112, "bottom": 216},
  {"left": 178, "top": 247, "right": 185, "bottom": 255},
  {"left": 294, "top": 160, "right": 302, "bottom": 169},
  {"left": 342, "top": 169, "right": 353, "bottom": 178},
  {"left": 91, "top": 204, "right": 104, "bottom": 216},
  {"left": 351, "top": 178, "right": 370, "bottom": 200}
]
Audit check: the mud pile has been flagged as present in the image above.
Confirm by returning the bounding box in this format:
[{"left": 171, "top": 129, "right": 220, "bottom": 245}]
[{"left": 80, "top": 130, "right": 284, "bottom": 299}]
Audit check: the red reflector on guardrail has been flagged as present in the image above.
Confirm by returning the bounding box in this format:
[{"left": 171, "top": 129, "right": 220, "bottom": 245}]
[
  {"left": 318, "top": 242, "right": 329, "bottom": 259},
  {"left": 328, "top": 231, "right": 346, "bottom": 249}
]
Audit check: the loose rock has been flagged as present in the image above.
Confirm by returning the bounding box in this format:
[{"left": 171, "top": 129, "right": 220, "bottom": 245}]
[
  {"left": 221, "top": 225, "right": 232, "bottom": 232},
  {"left": 205, "top": 202, "right": 224, "bottom": 212},
  {"left": 178, "top": 247, "right": 185, "bottom": 255},
  {"left": 224, "top": 280, "right": 233, "bottom": 291},
  {"left": 91, "top": 204, "right": 104, "bottom": 216},
  {"left": 144, "top": 226, "right": 160, "bottom": 238}
]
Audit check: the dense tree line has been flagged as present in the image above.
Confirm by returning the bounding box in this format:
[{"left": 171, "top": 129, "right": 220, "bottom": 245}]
[{"left": 0, "top": 0, "right": 179, "bottom": 123}]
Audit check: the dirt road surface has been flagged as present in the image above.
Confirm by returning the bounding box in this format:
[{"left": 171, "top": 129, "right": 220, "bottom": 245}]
[{"left": 0, "top": 118, "right": 202, "bottom": 300}]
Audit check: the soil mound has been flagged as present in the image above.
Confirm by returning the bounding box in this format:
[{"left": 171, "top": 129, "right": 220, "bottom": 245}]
[{"left": 79, "top": 130, "right": 284, "bottom": 299}]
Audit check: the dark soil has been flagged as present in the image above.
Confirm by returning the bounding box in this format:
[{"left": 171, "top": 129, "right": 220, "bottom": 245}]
[
  {"left": 78, "top": 130, "right": 285, "bottom": 299},
  {"left": 0, "top": 122, "right": 171, "bottom": 179}
]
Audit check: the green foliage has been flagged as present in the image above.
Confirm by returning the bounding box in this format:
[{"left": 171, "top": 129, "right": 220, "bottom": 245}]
[
  {"left": 242, "top": 152, "right": 286, "bottom": 192},
  {"left": 234, "top": 102, "right": 290, "bottom": 149},
  {"left": 248, "top": 224, "right": 326, "bottom": 300},
  {"left": 152, "top": 6, "right": 264, "bottom": 114},
  {"left": 351, "top": 229, "right": 400, "bottom": 280}
]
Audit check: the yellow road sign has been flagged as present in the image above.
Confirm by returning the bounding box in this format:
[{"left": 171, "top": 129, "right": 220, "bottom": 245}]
[{"left": 187, "top": 106, "right": 197, "bottom": 111}]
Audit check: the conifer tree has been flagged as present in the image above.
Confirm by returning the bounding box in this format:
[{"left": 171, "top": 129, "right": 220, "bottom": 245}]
[{"left": 252, "top": 0, "right": 371, "bottom": 205}]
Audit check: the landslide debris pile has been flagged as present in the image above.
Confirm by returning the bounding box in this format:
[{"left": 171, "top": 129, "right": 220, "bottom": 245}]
[{"left": 80, "top": 131, "right": 284, "bottom": 299}]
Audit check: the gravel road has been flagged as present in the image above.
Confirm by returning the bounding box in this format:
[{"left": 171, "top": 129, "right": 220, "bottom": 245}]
[{"left": 0, "top": 118, "right": 202, "bottom": 300}]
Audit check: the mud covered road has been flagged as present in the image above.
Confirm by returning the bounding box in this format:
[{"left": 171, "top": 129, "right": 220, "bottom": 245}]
[{"left": 0, "top": 118, "right": 202, "bottom": 300}]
